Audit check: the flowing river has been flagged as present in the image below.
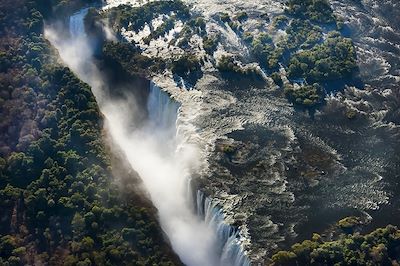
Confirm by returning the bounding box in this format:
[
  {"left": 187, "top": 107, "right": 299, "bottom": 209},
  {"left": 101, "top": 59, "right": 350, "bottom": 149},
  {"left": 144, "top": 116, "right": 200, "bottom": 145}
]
[{"left": 46, "top": 7, "right": 250, "bottom": 266}]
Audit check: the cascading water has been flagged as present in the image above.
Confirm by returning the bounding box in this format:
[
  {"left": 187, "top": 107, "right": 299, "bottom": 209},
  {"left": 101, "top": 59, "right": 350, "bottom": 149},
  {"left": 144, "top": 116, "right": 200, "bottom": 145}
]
[
  {"left": 148, "top": 83, "right": 251, "bottom": 266},
  {"left": 69, "top": 8, "right": 88, "bottom": 38},
  {"left": 195, "top": 190, "right": 251, "bottom": 266},
  {"left": 46, "top": 7, "right": 250, "bottom": 266},
  {"left": 147, "top": 83, "right": 180, "bottom": 150}
]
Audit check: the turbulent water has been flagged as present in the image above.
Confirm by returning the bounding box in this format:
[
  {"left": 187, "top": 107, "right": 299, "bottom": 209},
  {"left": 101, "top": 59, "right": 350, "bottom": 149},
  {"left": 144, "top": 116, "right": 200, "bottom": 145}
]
[
  {"left": 45, "top": 0, "right": 400, "bottom": 264},
  {"left": 46, "top": 7, "right": 250, "bottom": 266},
  {"left": 103, "top": 0, "right": 400, "bottom": 263}
]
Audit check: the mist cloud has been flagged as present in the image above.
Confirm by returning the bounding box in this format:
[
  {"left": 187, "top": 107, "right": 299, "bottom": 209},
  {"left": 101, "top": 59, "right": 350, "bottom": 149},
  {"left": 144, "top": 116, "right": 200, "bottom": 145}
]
[{"left": 45, "top": 9, "right": 222, "bottom": 266}]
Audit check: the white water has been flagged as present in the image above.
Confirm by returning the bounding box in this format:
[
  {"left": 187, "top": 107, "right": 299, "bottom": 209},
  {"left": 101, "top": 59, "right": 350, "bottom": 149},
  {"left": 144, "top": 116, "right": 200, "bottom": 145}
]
[
  {"left": 195, "top": 191, "right": 251, "bottom": 266},
  {"left": 46, "top": 7, "right": 249, "bottom": 266}
]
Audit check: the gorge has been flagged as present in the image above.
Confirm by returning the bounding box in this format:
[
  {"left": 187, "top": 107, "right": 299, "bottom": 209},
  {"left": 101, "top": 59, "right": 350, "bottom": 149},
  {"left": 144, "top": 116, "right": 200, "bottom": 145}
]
[
  {"left": 1, "top": 0, "right": 400, "bottom": 265},
  {"left": 46, "top": 6, "right": 250, "bottom": 266}
]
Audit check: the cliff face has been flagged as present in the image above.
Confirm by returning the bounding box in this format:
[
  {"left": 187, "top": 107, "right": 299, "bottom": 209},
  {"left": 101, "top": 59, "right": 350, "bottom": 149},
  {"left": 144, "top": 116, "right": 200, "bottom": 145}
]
[{"left": 0, "top": 0, "right": 181, "bottom": 264}]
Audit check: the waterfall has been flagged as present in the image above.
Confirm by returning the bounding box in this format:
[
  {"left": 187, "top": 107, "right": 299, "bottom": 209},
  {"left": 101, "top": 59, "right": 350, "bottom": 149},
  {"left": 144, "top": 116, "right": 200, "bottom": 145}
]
[
  {"left": 69, "top": 8, "right": 88, "bottom": 38},
  {"left": 195, "top": 190, "right": 251, "bottom": 266},
  {"left": 143, "top": 81, "right": 252, "bottom": 266},
  {"left": 147, "top": 82, "right": 180, "bottom": 139},
  {"left": 47, "top": 7, "right": 251, "bottom": 266}
]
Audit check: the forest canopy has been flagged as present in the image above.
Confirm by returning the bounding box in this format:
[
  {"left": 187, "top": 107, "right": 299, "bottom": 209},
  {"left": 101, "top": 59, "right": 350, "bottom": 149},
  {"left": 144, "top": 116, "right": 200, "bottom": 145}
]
[{"left": 0, "top": 0, "right": 180, "bottom": 265}]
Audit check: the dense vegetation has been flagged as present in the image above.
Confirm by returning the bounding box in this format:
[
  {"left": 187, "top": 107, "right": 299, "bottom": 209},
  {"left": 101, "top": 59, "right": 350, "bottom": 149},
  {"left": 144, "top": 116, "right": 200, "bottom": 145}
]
[
  {"left": 272, "top": 225, "right": 400, "bottom": 265},
  {"left": 237, "top": 0, "right": 358, "bottom": 107},
  {"left": 280, "top": 0, "right": 357, "bottom": 107},
  {"left": 286, "top": 0, "right": 336, "bottom": 24},
  {"left": 103, "top": 41, "right": 166, "bottom": 76},
  {"left": 107, "top": 1, "right": 190, "bottom": 32},
  {"left": 248, "top": 33, "right": 283, "bottom": 69},
  {"left": 217, "top": 56, "right": 260, "bottom": 78},
  {"left": 287, "top": 33, "right": 357, "bottom": 83},
  {"left": 0, "top": 0, "right": 180, "bottom": 264},
  {"left": 284, "top": 83, "right": 322, "bottom": 106},
  {"left": 104, "top": 39, "right": 204, "bottom": 81},
  {"left": 170, "top": 54, "right": 202, "bottom": 78},
  {"left": 284, "top": 19, "right": 323, "bottom": 50},
  {"left": 103, "top": 1, "right": 205, "bottom": 82}
]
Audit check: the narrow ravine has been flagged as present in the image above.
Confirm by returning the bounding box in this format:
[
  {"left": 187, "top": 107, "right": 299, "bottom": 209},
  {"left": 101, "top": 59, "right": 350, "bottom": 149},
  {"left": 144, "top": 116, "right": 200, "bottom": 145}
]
[{"left": 46, "top": 6, "right": 250, "bottom": 266}]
